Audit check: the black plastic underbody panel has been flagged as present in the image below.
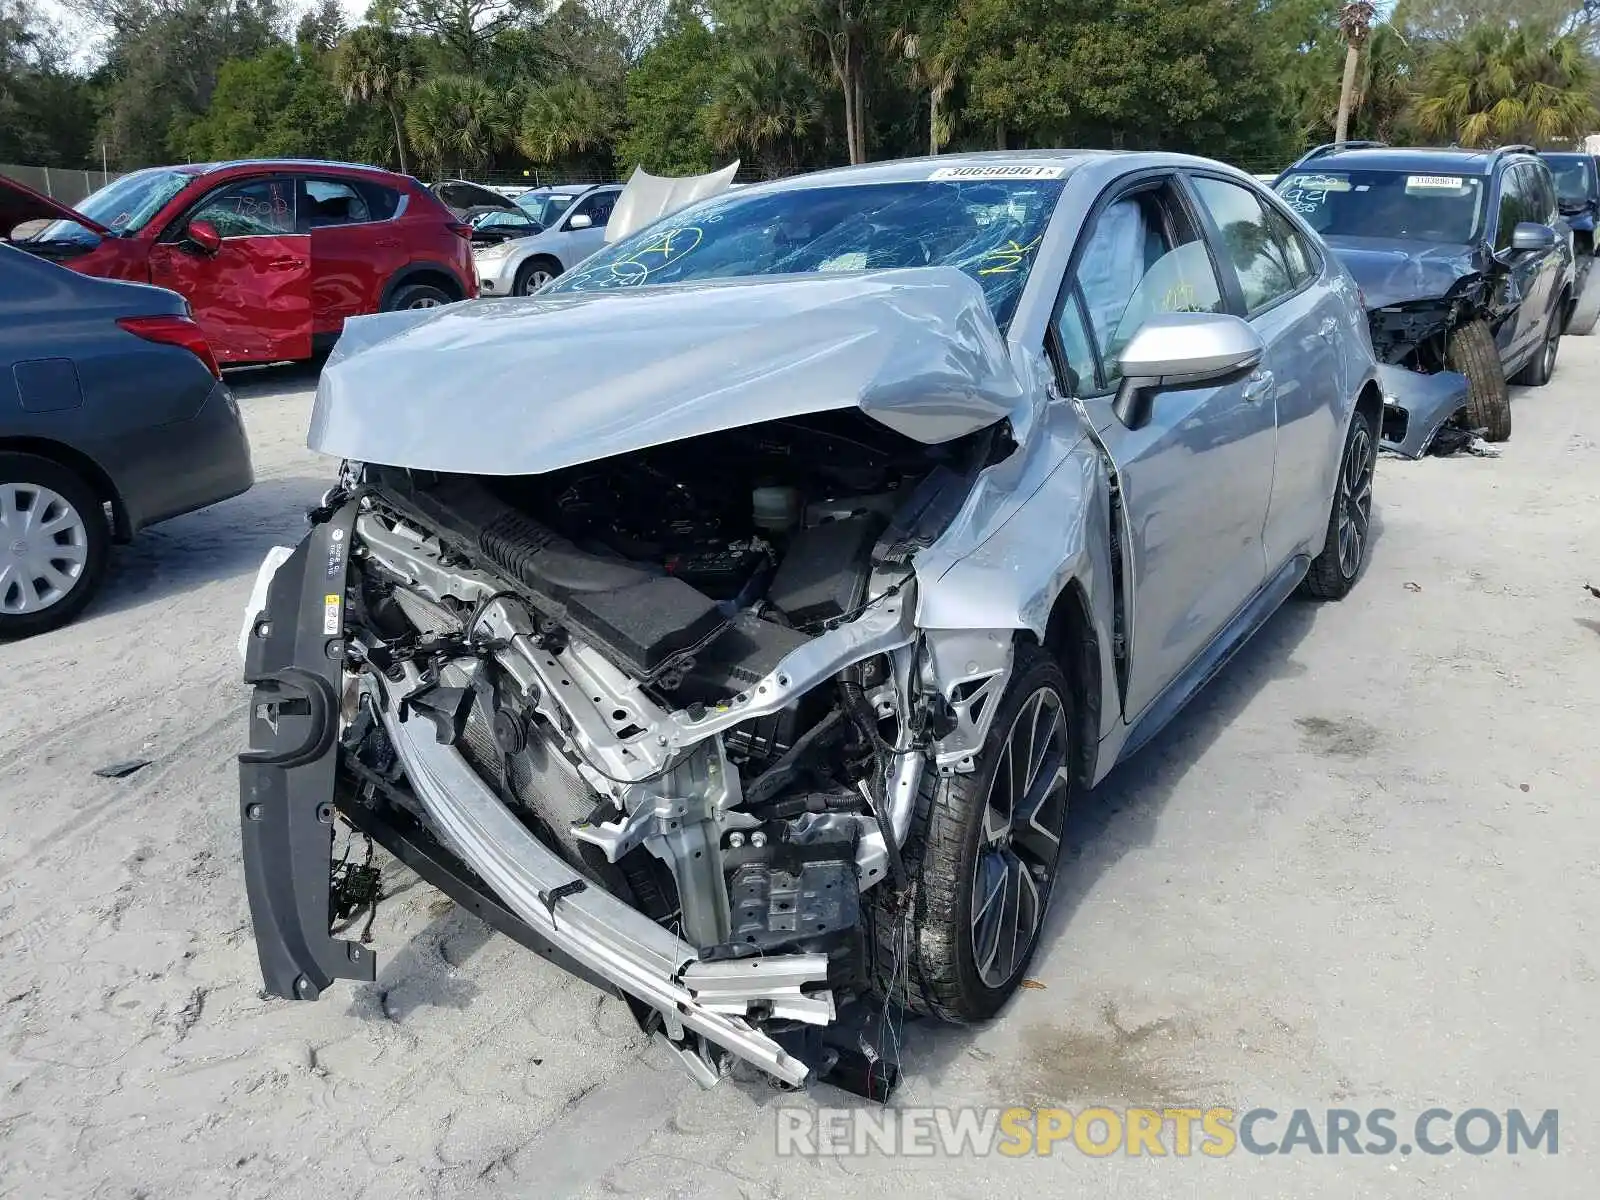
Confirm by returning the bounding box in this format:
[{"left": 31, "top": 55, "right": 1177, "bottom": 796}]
[
  {"left": 239, "top": 499, "right": 375, "bottom": 1000},
  {"left": 238, "top": 496, "right": 639, "bottom": 1015}
]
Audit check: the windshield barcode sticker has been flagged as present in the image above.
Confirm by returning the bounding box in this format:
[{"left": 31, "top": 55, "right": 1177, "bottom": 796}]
[
  {"left": 928, "top": 165, "right": 1065, "bottom": 180},
  {"left": 1407, "top": 175, "right": 1465, "bottom": 189}
]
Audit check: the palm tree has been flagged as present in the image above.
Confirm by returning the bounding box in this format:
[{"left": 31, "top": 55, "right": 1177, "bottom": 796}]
[
  {"left": 517, "top": 77, "right": 621, "bottom": 168},
  {"left": 1335, "top": 0, "right": 1378, "bottom": 144},
  {"left": 703, "top": 52, "right": 823, "bottom": 179},
  {"left": 1413, "top": 25, "right": 1599, "bottom": 147},
  {"left": 334, "top": 25, "right": 423, "bottom": 175},
  {"left": 404, "top": 75, "right": 512, "bottom": 178},
  {"left": 892, "top": 28, "right": 957, "bottom": 157}
]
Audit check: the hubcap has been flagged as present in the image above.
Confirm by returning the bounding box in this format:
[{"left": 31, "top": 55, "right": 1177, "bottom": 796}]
[
  {"left": 969, "top": 687, "right": 1070, "bottom": 989},
  {"left": 520, "top": 269, "right": 553, "bottom": 295},
  {"left": 1336, "top": 423, "right": 1374, "bottom": 578},
  {"left": 0, "top": 482, "right": 89, "bottom": 615}
]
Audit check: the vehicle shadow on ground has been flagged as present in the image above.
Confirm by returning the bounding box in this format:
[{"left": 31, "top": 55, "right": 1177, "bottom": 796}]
[
  {"left": 89, "top": 473, "right": 330, "bottom": 619},
  {"left": 874, "top": 508, "right": 1390, "bottom": 1098}
]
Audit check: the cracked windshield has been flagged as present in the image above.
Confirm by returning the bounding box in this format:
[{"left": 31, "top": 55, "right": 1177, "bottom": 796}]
[{"left": 548, "top": 177, "right": 1066, "bottom": 328}]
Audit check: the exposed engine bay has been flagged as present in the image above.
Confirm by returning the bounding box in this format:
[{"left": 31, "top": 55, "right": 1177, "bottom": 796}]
[
  {"left": 1366, "top": 275, "right": 1493, "bottom": 369},
  {"left": 318, "top": 411, "right": 1003, "bottom": 1093}
]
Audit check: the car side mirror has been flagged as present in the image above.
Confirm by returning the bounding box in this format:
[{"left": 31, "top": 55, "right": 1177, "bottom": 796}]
[
  {"left": 1510, "top": 221, "right": 1557, "bottom": 255},
  {"left": 1113, "top": 312, "right": 1266, "bottom": 430},
  {"left": 566, "top": 212, "right": 593, "bottom": 230},
  {"left": 184, "top": 219, "right": 222, "bottom": 256}
]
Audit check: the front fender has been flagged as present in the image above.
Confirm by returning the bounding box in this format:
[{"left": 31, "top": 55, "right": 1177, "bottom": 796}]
[{"left": 915, "top": 422, "right": 1120, "bottom": 744}]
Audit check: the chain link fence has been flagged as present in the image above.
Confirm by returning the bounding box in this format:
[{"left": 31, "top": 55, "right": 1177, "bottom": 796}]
[{"left": 0, "top": 163, "right": 123, "bottom": 206}]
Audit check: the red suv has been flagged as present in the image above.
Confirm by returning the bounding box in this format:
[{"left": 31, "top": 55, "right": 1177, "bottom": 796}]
[{"left": 2, "top": 160, "right": 477, "bottom": 365}]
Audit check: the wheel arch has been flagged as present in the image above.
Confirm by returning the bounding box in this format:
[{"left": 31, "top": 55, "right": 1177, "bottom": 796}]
[
  {"left": 1037, "top": 578, "right": 1104, "bottom": 789},
  {"left": 378, "top": 263, "right": 467, "bottom": 309},
  {"left": 514, "top": 253, "right": 566, "bottom": 291},
  {"left": 0, "top": 436, "right": 130, "bottom": 541}
]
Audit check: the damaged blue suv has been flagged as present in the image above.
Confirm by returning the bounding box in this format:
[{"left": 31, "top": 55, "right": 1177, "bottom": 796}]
[{"left": 1276, "top": 142, "right": 1572, "bottom": 445}]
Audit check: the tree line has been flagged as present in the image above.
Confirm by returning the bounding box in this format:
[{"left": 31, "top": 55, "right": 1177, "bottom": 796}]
[{"left": 2, "top": 0, "right": 1597, "bottom": 183}]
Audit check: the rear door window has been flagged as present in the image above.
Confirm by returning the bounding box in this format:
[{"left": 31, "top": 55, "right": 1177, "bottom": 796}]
[
  {"left": 1189, "top": 176, "right": 1298, "bottom": 313},
  {"left": 301, "top": 179, "right": 372, "bottom": 228}
]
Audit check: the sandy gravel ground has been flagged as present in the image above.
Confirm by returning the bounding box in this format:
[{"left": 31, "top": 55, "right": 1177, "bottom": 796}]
[{"left": 2, "top": 345, "right": 1598, "bottom": 1200}]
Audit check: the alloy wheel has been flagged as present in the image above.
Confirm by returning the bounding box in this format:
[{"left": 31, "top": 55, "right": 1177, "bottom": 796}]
[
  {"left": 969, "top": 686, "right": 1070, "bottom": 988},
  {"left": 0, "top": 482, "right": 90, "bottom": 615},
  {"left": 1336, "top": 422, "right": 1375, "bottom": 579},
  {"left": 519, "top": 269, "right": 554, "bottom": 295},
  {"left": 407, "top": 295, "right": 444, "bottom": 309}
]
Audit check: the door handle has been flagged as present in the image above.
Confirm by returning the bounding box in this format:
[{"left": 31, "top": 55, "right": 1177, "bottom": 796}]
[{"left": 1242, "top": 369, "right": 1276, "bottom": 403}]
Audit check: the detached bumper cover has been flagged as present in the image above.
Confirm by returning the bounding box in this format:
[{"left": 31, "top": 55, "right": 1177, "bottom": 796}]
[
  {"left": 1378, "top": 364, "right": 1469, "bottom": 459},
  {"left": 238, "top": 501, "right": 821, "bottom": 1089}
]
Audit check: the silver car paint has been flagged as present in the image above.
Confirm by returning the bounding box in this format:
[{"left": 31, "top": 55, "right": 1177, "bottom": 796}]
[
  {"left": 323, "top": 148, "right": 1378, "bottom": 795},
  {"left": 308, "top": 268, "right": 1027, "bottom": 475},
  {"left": 475, "top": 185, "right": 622, "bottom": 294}
]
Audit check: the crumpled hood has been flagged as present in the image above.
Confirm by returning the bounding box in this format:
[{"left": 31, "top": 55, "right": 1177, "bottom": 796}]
[
  {"left": 308, "top": 267, "right": 1028, "bottom": 476},
  {"left": 1322, "top": 235, "right": 1486, "bottom": 309}
]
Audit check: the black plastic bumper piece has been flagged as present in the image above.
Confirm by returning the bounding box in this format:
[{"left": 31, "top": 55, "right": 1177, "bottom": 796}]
[{"left": 239, "top": 499, "right": 376, "bottom": 1000}]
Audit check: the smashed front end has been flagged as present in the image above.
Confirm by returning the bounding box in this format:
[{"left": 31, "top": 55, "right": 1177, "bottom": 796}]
[{"left": 239, "top": 271, "right": 1027, "bottom": 1097}]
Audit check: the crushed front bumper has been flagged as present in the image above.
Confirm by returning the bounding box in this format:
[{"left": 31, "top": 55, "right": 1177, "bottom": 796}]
[
  {"left": 1378, "top": 364, "right": 1470, "bottom": 459},
  {"left": 237, "top": 500, "right": 827, "bottom": 1090}
]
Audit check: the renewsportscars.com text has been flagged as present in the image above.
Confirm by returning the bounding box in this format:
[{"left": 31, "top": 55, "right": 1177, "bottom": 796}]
[{"left": 774, "top": 1106, "right": 1559, "bottom": 1158}]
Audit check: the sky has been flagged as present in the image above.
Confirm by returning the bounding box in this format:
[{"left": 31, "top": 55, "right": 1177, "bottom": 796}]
[{"left": 40, "top": 0, "right": 372, "bottom": 68}]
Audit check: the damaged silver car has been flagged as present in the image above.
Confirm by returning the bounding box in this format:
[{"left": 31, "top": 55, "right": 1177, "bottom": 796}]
[{"left": 240, "top": 152, "right": 1383, "bottom": 1098}]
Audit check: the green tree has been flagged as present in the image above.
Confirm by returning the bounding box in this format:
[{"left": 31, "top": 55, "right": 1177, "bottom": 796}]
[
  {"left": 296, "top": 0, "right": 346, "bottom": 55},
  {"left": 405, "top": 73, "right": 511, "bottom": 176},
  {"left": 616, "top": 0, "right": 721, "bottom": 173},
  {"left": 0, "top": 0, "right": 98, "bottom": 166},
  {"left": 334, "top": 25, "right": 424, "bottom": 173},
  {"left": 1413, "top": 24, "right": 1599, "bottom": 146},
  {"left": 716, "top": 0, "right": 882, "bottom": 164},
  {"left": 93, "top": 0, "right": 283, "bottom": 167},
  {"left": 704, "top": 50, "right": 823, "bottom": 177},
  {"left": 393, "top": 0, "right": 523, "bottom": 72},
  {"left": 518, "top": 75, "right": 621, "bottom": 173},
  {"left": 176, "top": 42, "right": 385, "bottom": 161},
  {"left": 947, "top": 0, "right": 1292, "bottom": 165}
]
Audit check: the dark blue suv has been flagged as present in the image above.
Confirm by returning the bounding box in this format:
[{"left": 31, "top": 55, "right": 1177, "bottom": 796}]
[{"left": 1275, "top": 142, "right": 1573, "bottom": 443}]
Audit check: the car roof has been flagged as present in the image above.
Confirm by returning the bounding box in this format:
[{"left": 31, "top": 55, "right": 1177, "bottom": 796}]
[
  {"left": 735, "top": 150, "right": 1113, "bottom": 193},
  {"left": 197, "top": 159, "right": 410, "bottom": 182},
  {"left": 1285, "top": 146, "right": 1538, "bottom": 176}
]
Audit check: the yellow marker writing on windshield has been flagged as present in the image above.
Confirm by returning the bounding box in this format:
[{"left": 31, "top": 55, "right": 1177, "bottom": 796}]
[{"left": 979, "top": 237, "right": 1042, "bottom": 275}]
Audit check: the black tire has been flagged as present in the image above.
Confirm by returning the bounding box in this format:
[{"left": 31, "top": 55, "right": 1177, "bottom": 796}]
[
  {"left": 0, "top": 452, "right": 110, "bottom": 640},
  {"left": 384, "top": 282, "right": 453, "bottom": 311},
  {"left": 871, "top": 644, "right": 1073, "bottom": 1023},
  {"left": 1301, "top": 409, "right": 1376, "bottom": 601},
  {"left": 1445, "top": 318, "right": 1510, "bottom": 442},
  {"left": 513, "top": 257, "right": 562, "bottom": 296},
  {"left": 1510, "top": 312, "right": 1560, "bottom": 387}
]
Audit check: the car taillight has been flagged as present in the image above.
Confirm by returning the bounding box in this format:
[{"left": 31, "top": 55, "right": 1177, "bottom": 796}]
[
  {"left": 117, "top": 315, "right": 222, "bottom": 380},
  {"left": 448, "top": 222, "right": 474, "bottom": 240}
]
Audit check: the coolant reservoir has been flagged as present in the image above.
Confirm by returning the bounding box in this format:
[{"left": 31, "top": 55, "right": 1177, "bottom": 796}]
[{"left": 752, "top": 485, "right": 802, "bottom": 535}]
